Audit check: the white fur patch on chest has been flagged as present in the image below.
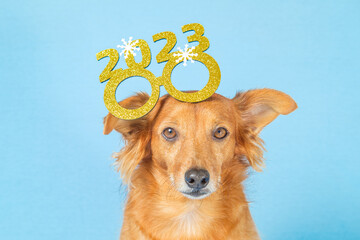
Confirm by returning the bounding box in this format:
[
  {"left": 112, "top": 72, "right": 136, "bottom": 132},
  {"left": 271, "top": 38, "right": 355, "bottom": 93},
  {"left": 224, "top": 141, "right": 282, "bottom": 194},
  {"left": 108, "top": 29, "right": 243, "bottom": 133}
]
[{"left": 173, "top": 205, "right": 203, "bottom": 236}]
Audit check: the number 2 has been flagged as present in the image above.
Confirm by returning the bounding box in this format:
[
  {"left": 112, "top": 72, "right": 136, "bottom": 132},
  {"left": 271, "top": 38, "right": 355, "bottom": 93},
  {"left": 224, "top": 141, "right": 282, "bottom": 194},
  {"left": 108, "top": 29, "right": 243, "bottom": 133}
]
[
  {"left": 152, "top": 31, "right": 177, "bottom": 63},
  {"left": 96, "top": 49, "right": 120, "bottom": 83}
]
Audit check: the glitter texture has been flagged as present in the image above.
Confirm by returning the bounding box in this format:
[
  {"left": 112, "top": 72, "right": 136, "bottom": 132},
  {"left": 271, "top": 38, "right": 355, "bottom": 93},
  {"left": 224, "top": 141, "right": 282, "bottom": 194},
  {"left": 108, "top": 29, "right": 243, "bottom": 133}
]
[
  {"left": 104, "top": 68, "right": 160, "bottom": 120},
  {"left": 97, "top": 23, "right": 221, "bottom": 120},
  {"left": 96, "top": 49, "right": 120, "bottom": 83}
]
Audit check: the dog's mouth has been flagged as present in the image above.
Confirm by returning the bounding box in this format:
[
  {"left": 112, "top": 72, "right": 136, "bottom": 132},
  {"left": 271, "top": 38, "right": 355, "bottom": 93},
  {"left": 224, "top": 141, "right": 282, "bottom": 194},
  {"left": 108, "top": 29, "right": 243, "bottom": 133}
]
[{"left": 181, "top": 189, "right": 210, "bottom": 200}]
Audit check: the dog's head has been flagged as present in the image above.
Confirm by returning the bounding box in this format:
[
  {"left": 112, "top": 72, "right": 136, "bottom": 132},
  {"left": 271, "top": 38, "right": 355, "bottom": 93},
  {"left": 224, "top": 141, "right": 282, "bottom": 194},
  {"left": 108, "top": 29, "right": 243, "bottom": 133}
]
[{"left": 103, "top": 89, "right": 297, "bottom": 200}]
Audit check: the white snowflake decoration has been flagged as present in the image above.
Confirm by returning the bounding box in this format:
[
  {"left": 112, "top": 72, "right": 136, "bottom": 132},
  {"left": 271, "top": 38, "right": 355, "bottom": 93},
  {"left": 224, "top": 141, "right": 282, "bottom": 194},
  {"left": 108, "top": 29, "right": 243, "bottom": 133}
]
[
  {"left": 173, "top": 44, "right": 198, "bottom": 66},
  {"left": 117, "top": 37, "right": 140, "bottom": 59}
]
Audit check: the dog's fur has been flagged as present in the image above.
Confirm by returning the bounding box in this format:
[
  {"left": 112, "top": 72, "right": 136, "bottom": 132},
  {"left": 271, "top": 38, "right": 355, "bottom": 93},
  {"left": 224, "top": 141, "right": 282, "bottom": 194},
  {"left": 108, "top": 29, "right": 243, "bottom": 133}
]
[{"left": 103, "top": 89, "right": 297, "bottom": 240}]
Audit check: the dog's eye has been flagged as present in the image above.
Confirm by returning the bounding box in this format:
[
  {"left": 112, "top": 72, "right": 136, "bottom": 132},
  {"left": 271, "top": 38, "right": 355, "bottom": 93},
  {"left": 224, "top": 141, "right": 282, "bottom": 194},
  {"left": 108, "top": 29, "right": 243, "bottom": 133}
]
[
  {"left": 213, "top": 127, "right": 228, "bottom": 139},
  {"left": 162, "top": 127, "right": 177, "bottom": 140}
]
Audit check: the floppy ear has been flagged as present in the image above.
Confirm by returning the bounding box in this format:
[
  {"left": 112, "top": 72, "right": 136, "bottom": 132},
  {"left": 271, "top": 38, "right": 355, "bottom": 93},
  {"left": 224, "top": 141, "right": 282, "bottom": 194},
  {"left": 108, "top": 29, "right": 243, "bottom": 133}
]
[
  {"left": 233, "top": 88, "right": 297, "bottom": 134},
  {"left": 103, "top": 92, "right": 150, "bottom": 137},
  {"left": 103, "top": 92, "right": 153, "bottom": 184},
  {"left": 233, "top": 88, "right": 297, "bottom": 170}
]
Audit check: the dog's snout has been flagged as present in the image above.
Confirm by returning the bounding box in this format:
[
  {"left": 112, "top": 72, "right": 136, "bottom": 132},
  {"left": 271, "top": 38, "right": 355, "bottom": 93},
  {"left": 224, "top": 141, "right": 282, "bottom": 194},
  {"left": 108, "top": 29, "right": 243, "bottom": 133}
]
[{"left": 185, "top": 168, "right": 210, "bottom": 189}]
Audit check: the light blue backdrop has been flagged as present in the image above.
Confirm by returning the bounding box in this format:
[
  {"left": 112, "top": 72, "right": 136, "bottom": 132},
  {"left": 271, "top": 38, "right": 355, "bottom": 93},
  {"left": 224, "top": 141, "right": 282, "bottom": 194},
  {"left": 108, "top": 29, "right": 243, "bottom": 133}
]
[{"left": 1, "top": 1, "right": 359, "bottom": 239}]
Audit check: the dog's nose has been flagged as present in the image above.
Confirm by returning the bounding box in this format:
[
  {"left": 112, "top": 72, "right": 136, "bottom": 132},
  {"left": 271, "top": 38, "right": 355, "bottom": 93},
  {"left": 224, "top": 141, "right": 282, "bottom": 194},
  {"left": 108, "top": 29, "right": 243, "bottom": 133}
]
[{"left": 185, "top": 168, "right": 210, "bottom": 189}]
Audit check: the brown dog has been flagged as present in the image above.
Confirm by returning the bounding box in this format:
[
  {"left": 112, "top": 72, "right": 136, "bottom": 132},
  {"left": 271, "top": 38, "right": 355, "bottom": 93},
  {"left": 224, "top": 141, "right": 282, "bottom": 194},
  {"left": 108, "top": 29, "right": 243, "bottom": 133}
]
[{"left": 103, "top": 88, "right": 297, "bottom": 240}]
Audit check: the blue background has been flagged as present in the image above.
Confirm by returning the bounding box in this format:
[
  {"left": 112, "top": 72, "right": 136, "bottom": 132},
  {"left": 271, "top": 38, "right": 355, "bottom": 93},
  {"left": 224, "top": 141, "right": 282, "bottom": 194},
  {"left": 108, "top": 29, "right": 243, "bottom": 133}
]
[{"left": 1, "top": 0, "right": 359, "bottom": 239}]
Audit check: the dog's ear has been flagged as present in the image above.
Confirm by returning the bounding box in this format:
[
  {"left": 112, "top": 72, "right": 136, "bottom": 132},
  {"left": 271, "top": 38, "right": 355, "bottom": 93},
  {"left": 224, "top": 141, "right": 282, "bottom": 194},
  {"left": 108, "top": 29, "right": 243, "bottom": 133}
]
[
  {"left": 233, "top": 88, "right": 297, "bottom": 134},
  {"left": 233, "top": 88, "right": 297, "bottom": 170},
  {"left": 103, "top": 92, "right": 156, "bottom": 184},
  {"left": 103, "top": 92, "right": 150, "bottom": 137}
]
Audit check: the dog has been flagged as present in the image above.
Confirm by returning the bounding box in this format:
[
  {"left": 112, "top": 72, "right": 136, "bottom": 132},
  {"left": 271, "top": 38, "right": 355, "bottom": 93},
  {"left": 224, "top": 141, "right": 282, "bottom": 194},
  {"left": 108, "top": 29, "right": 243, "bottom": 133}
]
[{"left": 103, "top": 88, "right": 297, "bottom": 240}]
